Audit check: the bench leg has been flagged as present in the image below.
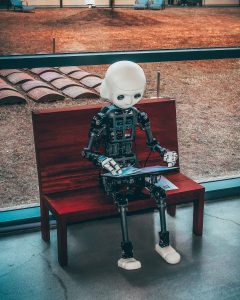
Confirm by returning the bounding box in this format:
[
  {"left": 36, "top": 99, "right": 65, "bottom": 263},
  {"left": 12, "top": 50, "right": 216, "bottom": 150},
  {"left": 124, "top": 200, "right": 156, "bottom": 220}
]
[
  {"left": 193, "top": 192, "right": 204, "bottom": 236},
  {"left": 57, "top": 217, "right": 68, "bottom": 267},
  {"left": 167, "top": 205, "right": 176, "bottom": 217},
  {"left": 40, "top": 200, "right": 50, "bottom": 242}
]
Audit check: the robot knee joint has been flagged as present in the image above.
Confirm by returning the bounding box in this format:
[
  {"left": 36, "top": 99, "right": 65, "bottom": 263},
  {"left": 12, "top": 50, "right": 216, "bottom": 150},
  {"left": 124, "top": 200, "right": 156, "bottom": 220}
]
[{"left": 151, "top": 186, "right": 167, "bottom": 201}]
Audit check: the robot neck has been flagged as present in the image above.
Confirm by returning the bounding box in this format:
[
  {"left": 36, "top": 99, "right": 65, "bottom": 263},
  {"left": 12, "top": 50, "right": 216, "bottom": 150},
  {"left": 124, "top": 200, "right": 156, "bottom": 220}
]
[{"left": 112, "top": 104, "right": 135, "bottom": 113}]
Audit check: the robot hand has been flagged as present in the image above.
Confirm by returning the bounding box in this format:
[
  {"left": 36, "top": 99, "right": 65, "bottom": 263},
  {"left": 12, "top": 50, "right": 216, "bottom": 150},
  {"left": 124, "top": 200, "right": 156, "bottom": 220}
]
[
  {"left": 99, "top": 156, "right": 122, "bottom": 175},
  {"left": 163, "top": 151, "right": 178, "bottom": 167}
]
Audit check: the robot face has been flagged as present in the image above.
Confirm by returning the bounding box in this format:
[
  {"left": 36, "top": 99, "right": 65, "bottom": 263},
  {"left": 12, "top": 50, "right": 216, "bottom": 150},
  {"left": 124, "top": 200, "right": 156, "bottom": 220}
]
[
  {"left": 111, "top": 87, "right": 144, "bottom": 109},
  {"left": 100, "top": 61, "right": 146, "bottom": 109}
]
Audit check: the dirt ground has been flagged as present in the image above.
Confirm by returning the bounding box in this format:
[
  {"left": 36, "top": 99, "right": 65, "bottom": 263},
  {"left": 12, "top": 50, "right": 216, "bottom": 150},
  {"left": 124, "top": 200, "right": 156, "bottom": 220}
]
[
  {"left": 0, "top": 8, "right": 239, "bottom": 209},
  {"left": 0, "top": 7, "right": 240, "bottom": 54}
]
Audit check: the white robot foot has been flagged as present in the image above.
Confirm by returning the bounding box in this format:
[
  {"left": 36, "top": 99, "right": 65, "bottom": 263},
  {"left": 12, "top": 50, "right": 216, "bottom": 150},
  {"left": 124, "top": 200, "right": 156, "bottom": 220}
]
[
  {"left": 155, "top": 244, "right": 181, "bottom": 264},
  {"left": 118, "top": 257, "right": 142, "bottom": 270}
]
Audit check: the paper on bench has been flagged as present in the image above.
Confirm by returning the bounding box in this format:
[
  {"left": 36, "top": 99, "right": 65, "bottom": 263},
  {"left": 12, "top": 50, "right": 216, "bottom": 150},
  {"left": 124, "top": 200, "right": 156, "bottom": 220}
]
[{"left": 156, "top": 176, "right": 178, "bottom": 191}]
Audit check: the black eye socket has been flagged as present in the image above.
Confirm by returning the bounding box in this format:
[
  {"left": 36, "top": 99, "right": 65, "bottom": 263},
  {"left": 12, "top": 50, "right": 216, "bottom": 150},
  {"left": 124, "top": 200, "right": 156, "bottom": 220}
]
[
  {"left": 117, "top": 95, "right": 125, "bottom": 100},
  {"left": 134, "top": 93, "right": 141, "bottom": 99}
]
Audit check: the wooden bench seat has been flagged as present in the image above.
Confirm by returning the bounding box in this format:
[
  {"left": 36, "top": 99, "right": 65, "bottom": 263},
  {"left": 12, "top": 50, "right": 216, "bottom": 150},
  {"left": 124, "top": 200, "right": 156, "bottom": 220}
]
[
  {"left": 32, "top": 98, "right": 204, "bottom": 266},
  {"left": 45, "top": 173, "right": 203, "bottom": 217}
]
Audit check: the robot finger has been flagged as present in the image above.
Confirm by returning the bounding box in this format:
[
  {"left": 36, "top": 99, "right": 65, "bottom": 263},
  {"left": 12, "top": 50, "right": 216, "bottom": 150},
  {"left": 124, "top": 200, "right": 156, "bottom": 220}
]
[
  {"left": 104, "top": 163, "right": 117, "bottom": 175},
  {"left": 101, "top": 157, "right": 112, "bottom": 168},
  {"left": 108, "top": 158, "right": 117, "bottom": 166},
  {"left": 116, "top": 167, "right": 122, "bottom": 174},
  {"left": 109, "top": 159, "right": 122, "bottom": 174},
  {"left": 113, "top": 163, "right": 122, "bottom": 174}
]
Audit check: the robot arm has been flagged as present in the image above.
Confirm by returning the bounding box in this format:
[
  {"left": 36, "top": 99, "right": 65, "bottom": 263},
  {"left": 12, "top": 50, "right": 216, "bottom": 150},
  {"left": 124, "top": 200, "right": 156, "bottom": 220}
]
[
  {"left": 137, "top": 111, "right": 167, "bottom": 155},
  {"left": 82, "top": 113, "right": 105, "bottom": 165},
  {"left": 137, "top": 110, "right": 178, "bottom": 167},
  {"left": 82, "top": 113, "right": 122, "bottom": 175}
]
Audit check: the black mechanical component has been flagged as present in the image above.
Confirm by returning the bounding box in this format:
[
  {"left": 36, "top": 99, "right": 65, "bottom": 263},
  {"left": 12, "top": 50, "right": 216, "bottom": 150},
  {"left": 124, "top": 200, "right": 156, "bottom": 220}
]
[
  {"left": 137, "top": 111, "right": 168, "bottom": 157},
  {"left": 113, "top": 192, "right": 128, "bottom": 207},
  {"left": 82, "top": 104, "right": 172, "bottom": 256},
  {"left": 146, "top": 182, "right": 169, "bottom": 248},
  {"left": 103, "top": 172, "right": 170, "bottom": 250},
  {"left": 82, "top": 105, "right": 169, "bottom": 169},
  {"left": 114, "top": 192, "right": 134, "bottom": 259},
  {"left": 101, "top": 166, "right": 178, "bottom": 200},
  {"left": 82, "top": 112, "right": 107, "bottom": 166},
  {"left": 159, "top": 231, "right": 170, "bottom": 248},
  {"left": 102, "top": 174, "right": 146, "bottom": 196},
  {"left": 145, "top": 181, "right": 167, "bottom": 201},
  {"left": 121, "top": 241, "right": 134, "bottom": 259}
]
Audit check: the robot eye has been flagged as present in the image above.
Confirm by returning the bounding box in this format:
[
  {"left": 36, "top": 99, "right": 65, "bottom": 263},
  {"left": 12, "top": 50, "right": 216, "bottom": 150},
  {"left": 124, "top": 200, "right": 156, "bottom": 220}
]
[
  {"left": 134, "top": 93, "right": 141, "bottom": 99},
  {"left": 117, "top": 95, "right": 125, "bottom": 100}
]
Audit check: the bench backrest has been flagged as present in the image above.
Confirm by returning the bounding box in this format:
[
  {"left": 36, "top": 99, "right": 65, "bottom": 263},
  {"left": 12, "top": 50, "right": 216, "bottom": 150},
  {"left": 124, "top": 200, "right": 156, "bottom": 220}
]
[{"left": 32, "top": 98, "right": 179, "bottom": 195}]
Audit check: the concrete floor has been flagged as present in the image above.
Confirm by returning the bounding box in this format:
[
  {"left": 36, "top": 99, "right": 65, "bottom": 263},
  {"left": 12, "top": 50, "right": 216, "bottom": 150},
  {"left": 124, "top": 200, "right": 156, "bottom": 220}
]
[{"left": 0, "top": 197, "right": 240, "bottom": 300}]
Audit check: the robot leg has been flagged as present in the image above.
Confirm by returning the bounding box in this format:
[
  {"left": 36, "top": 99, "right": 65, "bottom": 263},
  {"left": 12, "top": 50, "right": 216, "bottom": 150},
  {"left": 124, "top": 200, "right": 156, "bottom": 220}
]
[
  {"left": 146, "top": 182, "right": 181, "bottom": 264},
  {"left": 113, "top": 192, "right": 141, "bottom": 270}
]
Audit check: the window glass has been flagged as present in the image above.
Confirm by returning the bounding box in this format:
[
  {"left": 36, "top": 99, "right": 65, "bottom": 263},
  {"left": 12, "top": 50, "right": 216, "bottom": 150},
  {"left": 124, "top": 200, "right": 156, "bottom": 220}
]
[
  {"left": 0, "top": 59, "right": 239, "bottom": 209},
  {"left": 0, "top": 6, "right": 239, "bottom": 55}
]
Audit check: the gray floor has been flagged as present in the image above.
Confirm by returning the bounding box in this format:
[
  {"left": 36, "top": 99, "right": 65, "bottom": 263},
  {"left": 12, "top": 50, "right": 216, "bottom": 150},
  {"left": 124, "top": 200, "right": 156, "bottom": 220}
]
[{"left": 0, "top": 197, "right": 240, "bottom": 300}]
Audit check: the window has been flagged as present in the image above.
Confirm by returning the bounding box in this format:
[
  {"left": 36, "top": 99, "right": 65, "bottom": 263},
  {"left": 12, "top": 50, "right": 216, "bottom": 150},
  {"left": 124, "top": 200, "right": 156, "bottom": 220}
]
[{"left": 0, "top": 5, "right": 239, "bottom": 210}]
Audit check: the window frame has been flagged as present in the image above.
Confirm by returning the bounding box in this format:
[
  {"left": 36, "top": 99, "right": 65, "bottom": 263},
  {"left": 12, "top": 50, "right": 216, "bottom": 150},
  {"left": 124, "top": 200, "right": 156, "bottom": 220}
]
[{"left": 0, "top": 46, "right": 239, "bottom": 231}]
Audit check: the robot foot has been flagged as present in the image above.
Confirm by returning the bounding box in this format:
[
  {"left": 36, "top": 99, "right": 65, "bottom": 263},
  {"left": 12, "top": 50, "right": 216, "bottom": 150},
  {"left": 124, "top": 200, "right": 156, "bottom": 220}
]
[
  {"left": 118, "top": 258, "right": 142, "bottom": 270},
  {"left": 155, "top": 244, "right": 181, "bottom": 264}
]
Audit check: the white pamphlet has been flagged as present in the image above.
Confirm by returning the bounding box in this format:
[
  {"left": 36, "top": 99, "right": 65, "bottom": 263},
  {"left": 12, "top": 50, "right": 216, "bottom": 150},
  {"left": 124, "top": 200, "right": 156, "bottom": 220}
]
[{"left": 156, "top": 176, "right": 178, "bottom": 190}]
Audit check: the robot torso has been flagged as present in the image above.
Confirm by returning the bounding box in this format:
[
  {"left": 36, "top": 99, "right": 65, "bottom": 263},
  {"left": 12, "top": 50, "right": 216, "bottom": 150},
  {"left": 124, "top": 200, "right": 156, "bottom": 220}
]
[{"left": 102, "top": 105, "right": 139, "bottom": 167}]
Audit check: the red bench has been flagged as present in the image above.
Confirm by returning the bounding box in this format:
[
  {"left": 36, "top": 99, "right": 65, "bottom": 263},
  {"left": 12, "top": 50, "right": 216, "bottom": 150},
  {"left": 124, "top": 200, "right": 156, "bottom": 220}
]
[{"left": 32, "top": 98, "right": 204, "bottom": 266}]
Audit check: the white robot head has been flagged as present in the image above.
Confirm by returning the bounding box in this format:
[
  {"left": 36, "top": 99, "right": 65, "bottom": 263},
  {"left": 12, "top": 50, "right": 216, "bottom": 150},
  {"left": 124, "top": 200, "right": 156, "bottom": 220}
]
[{"left": 100, "top": 61, "right": 146, "bottom": 109}]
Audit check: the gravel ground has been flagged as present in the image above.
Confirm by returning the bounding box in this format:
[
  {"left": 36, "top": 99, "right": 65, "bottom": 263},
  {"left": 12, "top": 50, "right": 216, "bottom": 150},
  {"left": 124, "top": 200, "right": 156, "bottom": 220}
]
[{"left": 0, "top": 8, "right": 239, "bottom": 209}]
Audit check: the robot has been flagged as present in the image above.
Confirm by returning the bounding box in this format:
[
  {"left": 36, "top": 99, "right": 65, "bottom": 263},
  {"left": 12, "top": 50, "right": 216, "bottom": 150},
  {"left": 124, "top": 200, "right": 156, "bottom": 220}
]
[{"left": 82, "top": 61, "right": 180, "bottom": 270}]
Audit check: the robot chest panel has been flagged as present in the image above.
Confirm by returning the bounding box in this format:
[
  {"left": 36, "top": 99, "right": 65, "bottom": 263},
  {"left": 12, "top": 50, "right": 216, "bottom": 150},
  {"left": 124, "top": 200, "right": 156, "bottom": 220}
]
[{"left": 106, "top": 110, "right": 136, "bottom": 143}]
